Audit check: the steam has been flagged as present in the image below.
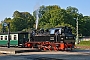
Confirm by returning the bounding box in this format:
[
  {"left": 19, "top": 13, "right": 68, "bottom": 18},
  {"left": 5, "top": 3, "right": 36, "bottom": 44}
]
[
  {"left": 36, "top": 9, "right": 39, "bottom": 30},
  {"left": 34, "top": 2, "right": 40, "bottom": 30}
]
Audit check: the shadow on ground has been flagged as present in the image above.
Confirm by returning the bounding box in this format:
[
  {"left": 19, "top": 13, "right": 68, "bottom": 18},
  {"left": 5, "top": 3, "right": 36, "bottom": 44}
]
[{"left": 0, "top": 49, "right": 90, "bottom": 60}]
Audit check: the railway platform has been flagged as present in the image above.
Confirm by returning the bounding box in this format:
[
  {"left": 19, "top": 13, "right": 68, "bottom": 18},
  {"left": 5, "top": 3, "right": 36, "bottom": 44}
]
[{"left": 0, "top": 47, "right": 39, "bottom": 54}]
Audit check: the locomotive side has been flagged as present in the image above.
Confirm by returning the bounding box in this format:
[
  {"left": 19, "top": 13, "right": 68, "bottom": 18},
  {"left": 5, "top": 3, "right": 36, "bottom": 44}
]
[{"left": 25, "top": 26, "right": 75, "bottom": 51}]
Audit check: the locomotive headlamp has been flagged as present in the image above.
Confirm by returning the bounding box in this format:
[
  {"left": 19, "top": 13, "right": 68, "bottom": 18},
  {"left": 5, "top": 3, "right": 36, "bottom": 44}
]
[
  {"left": 61, "top": 38, "right": 64, "bottom": 40},
  {"left": 66, "top": 37, "right": 68, "bottom": 39}
]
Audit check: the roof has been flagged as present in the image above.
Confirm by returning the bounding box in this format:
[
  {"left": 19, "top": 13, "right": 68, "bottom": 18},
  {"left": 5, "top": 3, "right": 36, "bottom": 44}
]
[{"left": 0, "top": 31, "right": 28, "bottom": 35}]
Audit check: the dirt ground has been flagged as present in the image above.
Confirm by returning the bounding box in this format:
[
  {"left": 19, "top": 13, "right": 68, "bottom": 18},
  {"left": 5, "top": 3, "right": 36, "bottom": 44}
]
[{"left": 76, "top": 45, "right": 90, "bottom": 49}]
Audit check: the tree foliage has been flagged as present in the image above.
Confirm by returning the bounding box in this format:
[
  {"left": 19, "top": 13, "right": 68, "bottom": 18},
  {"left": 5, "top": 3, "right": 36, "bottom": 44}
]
[{"left": 11, "top": 11, "right": 35, "bottom": 31}]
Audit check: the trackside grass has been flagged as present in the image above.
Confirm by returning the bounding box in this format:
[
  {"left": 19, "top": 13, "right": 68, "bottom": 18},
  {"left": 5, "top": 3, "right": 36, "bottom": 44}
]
[{"left": 76, "top": 41, "right": 90, "bottom": 46}]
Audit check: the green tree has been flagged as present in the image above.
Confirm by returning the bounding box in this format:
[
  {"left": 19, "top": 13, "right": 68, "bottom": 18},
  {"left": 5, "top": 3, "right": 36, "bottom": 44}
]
[
  {"left": 66, "top": 6, "right": 79, "bottom": 27},
  {"left": 12, "top": 17, "right": 27, "bottom": 31},
  {"left": 12, "top": 11, "right": 35, "bottom": 31},
  {"left": 81, "top": 16, "right": 90, "bottom": 36},
  {"left": 39, "top": 6, "right": 74, "bottom": 29},
  {"left": 0, "top": 18, "right": 12, "bottom": 32}
]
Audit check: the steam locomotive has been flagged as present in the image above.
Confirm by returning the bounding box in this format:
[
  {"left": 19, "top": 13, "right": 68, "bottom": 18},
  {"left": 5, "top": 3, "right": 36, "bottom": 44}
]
[{"left": 25, "top": 26, "right": 75, "bottom": 51}]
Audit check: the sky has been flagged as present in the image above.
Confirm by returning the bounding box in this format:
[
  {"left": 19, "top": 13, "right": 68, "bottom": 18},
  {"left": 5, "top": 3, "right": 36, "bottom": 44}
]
[{"left": 0, "top": 0, "right": 90, "bottom": 21}]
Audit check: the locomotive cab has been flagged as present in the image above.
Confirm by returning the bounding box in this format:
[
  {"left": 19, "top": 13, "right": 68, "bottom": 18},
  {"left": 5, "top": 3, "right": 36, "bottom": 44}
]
[{"left": 49, "top": 26, "right": 75, "bottom": 45}]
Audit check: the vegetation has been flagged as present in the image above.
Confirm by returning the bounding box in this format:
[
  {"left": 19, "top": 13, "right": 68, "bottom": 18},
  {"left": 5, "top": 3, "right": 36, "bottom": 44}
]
[
  {"left": 0, "top": 5, "right": 90, "bottom": 36},
  {"left": 77, "top": 41, "right": 90, "bottom": 46}
]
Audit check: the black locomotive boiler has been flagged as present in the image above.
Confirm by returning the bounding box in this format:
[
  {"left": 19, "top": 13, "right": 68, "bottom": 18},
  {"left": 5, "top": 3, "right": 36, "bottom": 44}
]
[{"left": 25, "top": 26, "right": 75, "bottom": 51}]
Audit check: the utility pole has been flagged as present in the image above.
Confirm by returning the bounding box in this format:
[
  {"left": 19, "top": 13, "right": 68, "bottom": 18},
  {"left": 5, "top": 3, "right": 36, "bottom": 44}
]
[
  {"left": 76, "top": 17, "right": 79, "bottom": 44},
  {"left": 1, "top": 21, "right": 5, "bottom": 33},
  {"left": 7, "top": 22, "right": 10, "bottom": 48}
]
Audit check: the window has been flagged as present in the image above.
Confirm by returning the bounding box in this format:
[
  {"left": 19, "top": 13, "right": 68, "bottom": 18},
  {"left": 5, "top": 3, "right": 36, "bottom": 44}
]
[
  {"left": 0, "top": 36, "right": 3, "bottom": 40},
  {"left": 5, "top": 36, "right": 7, "bottom": 40},
  {"left": 14, "top": 35, "right": 17, "bottom": 40},
  {"left": 50, "top": 28, "right": 61, "bottom": 34},
  {"left": 50, "top": 29, "right": 55, "bottom": 34}
]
